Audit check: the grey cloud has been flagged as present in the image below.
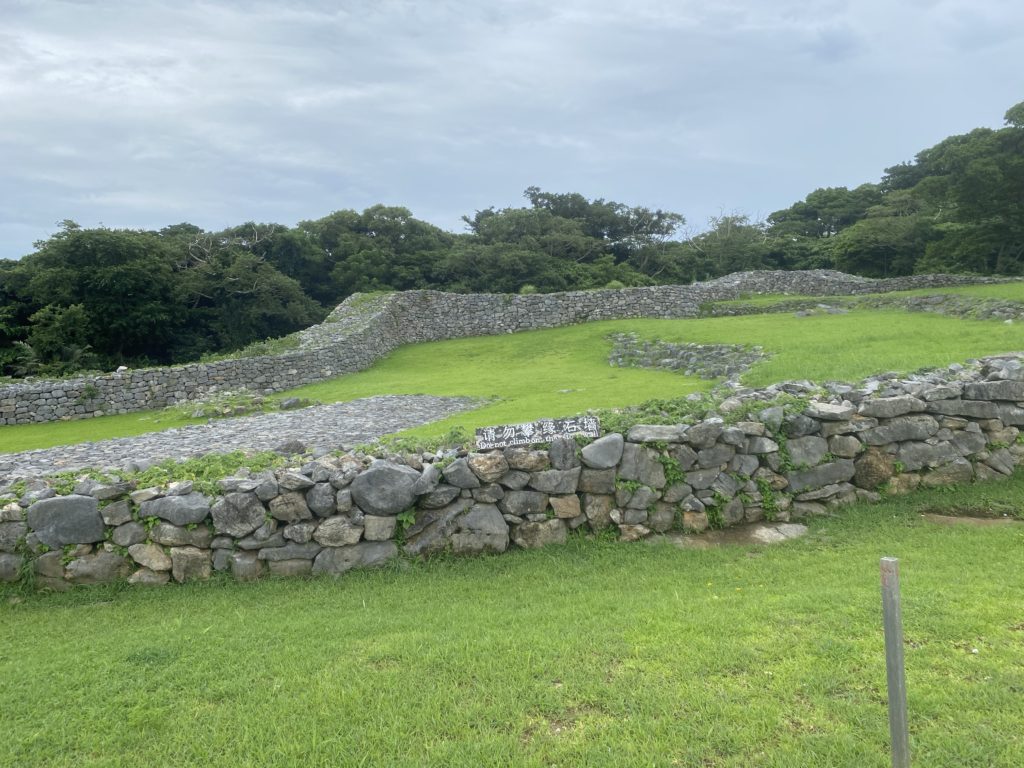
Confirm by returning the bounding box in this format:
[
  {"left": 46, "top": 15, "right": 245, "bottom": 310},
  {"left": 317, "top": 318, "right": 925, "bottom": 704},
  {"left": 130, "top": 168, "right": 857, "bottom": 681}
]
[{"left": 1, "top": 0, "right": 1022, "bottom": 258}]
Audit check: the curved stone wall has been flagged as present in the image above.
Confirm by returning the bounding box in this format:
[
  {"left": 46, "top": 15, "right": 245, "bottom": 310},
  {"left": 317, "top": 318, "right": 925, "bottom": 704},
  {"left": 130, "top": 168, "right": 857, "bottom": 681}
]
[{"left": 0, "top": 270, "right": 1010, "bottom": 425}]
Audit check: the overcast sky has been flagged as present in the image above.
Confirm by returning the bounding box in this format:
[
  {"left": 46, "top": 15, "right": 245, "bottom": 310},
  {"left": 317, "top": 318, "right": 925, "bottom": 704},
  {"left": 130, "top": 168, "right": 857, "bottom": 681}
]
[{"left": 1, "top": 0, "right": 1022, "bottom": 260}]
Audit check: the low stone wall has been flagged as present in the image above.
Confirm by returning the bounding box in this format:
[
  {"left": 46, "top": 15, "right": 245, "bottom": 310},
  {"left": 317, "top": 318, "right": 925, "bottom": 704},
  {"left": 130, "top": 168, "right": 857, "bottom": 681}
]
[
  {"left": 0, "top": 270, "right": 1009, "bottom": 425},
  {"left": 607, "top": 332, "right": 767, "bottom": 380},
  {"left": 2, "top": 353, "right": 1022, "bottom": 589}
]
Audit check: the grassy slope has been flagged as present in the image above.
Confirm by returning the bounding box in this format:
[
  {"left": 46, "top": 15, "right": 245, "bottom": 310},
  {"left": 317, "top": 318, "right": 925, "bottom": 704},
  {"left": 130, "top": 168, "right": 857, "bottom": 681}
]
[
  {"left": 2, "top": 478, "right": 1023, "bottom": 767},
  {"left": 3, "top": 309, "right": 1024, "bottom": 452},
  {"left": 284, "top": 310, "right": 1024, "bottom": 442}
]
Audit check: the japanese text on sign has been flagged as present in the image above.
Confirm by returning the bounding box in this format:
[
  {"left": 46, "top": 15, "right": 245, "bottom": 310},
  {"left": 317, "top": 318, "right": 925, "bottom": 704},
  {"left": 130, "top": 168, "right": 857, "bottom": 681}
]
[{"left": 475, "top": 416, "right": 600, "bottom": 449}]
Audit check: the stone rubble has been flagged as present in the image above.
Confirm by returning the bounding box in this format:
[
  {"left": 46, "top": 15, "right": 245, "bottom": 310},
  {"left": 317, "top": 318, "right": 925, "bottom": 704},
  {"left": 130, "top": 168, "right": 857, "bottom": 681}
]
[{"left": 0, "top": 395, "right": 477, "bottom": 480}]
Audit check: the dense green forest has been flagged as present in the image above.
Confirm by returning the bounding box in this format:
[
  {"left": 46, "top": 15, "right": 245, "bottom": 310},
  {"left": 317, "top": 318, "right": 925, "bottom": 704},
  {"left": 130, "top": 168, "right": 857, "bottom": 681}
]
[{"left": 1, "top": 101, "right": 1021, "bottom": 378}]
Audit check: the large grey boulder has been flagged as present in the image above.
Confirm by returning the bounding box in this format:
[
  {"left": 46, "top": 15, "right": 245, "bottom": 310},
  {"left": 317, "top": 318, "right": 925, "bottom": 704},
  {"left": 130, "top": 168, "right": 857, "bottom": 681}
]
[
  {"left": 352, "top": 460, "right": 421, "bottom": 514},
  {"left": 0, "top": 521, "right": 27, "bottom": 553},
  {"left": 804, "top": 402, "right": 855, "bottom": 420},
  {"left": 581, "top": 433, "right": 625, "bottom": 469},
  {"left": 418, "top": 484, "right": 461, "bottom": 509},
  {"left": 282, "top": 521, "right": 318, "bottom": 544},
  {"left": 148, "top": 522, "right": 213, "bottom": 548},
  {"left": 26, "top": 495, "right": 104, "bottom": 549},
  {"left": 926, "top": 399, "right": 999, "bottom": 419},
  {"left": 211, "top": 492, "right": 266, "bottom": 537},
  {"left": 685, "top": 421, "right": 724, "bottom": 448},
  {"left": 412, "top": 464, "right": 441, "bottom": 495},
  {"left": 139, "top": 492, "right": 211, "bottom": 527},
  {"left": 547, "top": 438, "right": 580, "bottom": 470},
  {"left": 268, "top": 491, "right": 313, "bottom": 523},
  {"left": 952, "top": 430, "right": 987, "bottom": 456},
  {"left": 111, "top": 522, "right": 146, "bottom": 547},
  {"left": 403, "top": 498, "right": 472, "bottom": 557},
  {"left": 277, "top": 471, "right": 315, "bottom": 492},
  {"left": 964, "top": 380, "right": 1024, "bottom": 401},
  {"left": 100, "top": 500, "right": 133, "bottom": 526},
  {"left": 582, "top": 494, "right": 614, "bottom": 530},
  {"left": 697, "top": 444, "right": 735, "bottom": 469},
  {"left": 65, "top": 551, "right": 131, "bottom": 585},
  {"left": 305, "top": 483, "right": 337, "bottom": 517},
  {"left": 451, "top": 503, "right": 509, "bottom": 555},
  {"left": 617, "top": 444, "right": 665, "bottom": 487},
  {"left": 861, "top": 415, "right": 939, "bottom": 446},
  {"left": 498, "top": 490, "right": 549, "bottom": 517},
  {"left": 897, "top": 441, "right": 959, "bottom": 471},
  {"left": 853, "top": 448, "right": 895, "bottom": 490},
  {"left": 921, "top": 459, "right": 974, "bottom": 487},
  {"left": 441, "top": 457, "right": 481, "bottom": 489},
  {"left": 312, "top": 541, "right": 398, "bottom": 576},
  {"left": 787, "top": 436, "right": 828, "bottom": 467},
  {"left": 579, "top": 468, "right": 616, "bottom": 494},
  {"left": 313, "top": 517, "right": 363, "bottom": 546},
  {"left": 858, "top": 396, "right": 926, "bottom": 418},
  {"left": 527, "top": 467, "right": 581, "bottom": 495},
  {"left": 503, "top": 447, "right": 550, "bottom": 472},
  {"left": 467, "top": 453, "right": 510, "bottom": 483},
  {"left": 786, "top": 460, "right": 856, "bottom": 493},
  {"left": 128, "top": 543, "right": 172, "bottom": 571}
]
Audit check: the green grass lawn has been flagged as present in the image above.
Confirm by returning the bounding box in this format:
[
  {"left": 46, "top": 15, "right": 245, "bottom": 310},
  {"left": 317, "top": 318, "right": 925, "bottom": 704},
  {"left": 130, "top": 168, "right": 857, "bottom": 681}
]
[
  {"left": 3, "top": 308, "right": 1024, "bottom": 452},
  {"left": 283, "top": 309, "right": 1024, "bottom": 442},
  {"left": 3, "top": 476, "right": 1023, "bottom": 767}
]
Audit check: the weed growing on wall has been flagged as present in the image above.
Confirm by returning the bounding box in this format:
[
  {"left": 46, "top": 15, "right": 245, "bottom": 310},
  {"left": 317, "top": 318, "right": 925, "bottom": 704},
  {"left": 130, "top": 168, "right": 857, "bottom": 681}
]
[{"left": 131, "top": 452, "right": 286, "bottom": 496}]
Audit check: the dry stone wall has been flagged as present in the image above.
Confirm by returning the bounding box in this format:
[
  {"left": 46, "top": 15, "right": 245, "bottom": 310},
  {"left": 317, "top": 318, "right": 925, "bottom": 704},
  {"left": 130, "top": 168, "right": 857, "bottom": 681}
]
[
  {"left": 0, "top": 270, "right": 1007, "bottom": 425},
  {"left": 3, "top": 353, "right": 1023, "bottom": 588}
]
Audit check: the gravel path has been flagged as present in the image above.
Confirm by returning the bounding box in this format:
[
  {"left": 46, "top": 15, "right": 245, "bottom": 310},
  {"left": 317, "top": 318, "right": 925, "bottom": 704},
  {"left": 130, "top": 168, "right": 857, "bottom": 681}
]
[{"left": 0, "top": 395, "right": 479, "bottom": 480}]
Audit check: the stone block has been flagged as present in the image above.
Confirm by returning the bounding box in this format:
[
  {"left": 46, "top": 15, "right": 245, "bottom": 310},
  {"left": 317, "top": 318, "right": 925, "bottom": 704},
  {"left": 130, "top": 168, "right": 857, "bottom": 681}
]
[
  {"left": 26, "top": 495, "right": 104, "bottom": 549},
  {"left": 171, "top": 547, "right": 212, "bottom": 583}
]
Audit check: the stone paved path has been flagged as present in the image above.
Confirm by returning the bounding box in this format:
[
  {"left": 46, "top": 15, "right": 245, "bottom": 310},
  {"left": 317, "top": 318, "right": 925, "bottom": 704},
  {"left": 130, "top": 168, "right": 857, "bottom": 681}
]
[{"left": 0, "top": 395, "right": 478, "bottom": 480}]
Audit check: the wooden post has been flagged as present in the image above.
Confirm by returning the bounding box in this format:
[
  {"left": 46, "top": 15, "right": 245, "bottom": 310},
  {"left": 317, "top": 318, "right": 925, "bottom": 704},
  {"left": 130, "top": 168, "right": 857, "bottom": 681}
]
[{"left": 881, "top": 557, "right": 910, "bottom": 768}]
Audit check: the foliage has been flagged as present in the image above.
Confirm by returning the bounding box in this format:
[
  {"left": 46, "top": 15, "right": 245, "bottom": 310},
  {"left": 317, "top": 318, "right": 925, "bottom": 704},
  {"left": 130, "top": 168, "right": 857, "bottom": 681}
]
[{"left": 3, "top": 98, "right": 1023, "bottom": 380}]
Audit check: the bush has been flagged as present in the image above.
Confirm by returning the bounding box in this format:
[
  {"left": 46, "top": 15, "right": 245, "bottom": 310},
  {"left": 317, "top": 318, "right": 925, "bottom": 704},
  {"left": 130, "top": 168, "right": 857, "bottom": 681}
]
[{"left": 518, "top": 284, "right": 538, "bottom": 295}]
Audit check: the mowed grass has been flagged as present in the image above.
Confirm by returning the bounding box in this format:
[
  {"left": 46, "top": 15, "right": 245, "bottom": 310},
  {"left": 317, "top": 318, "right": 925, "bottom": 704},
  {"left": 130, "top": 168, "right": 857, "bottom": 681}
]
[
  {"left": 0, "top": 409, "right": 202, "bottom": 453},
  {"left": 3, "top": 477, "right": 1023, "bottom": 767},
  {"left": 284, "top": 310, "right": 1024, "bottom": 442},
  {"left": 3, "top": 308, "right": 1024, "bottom": 452}
]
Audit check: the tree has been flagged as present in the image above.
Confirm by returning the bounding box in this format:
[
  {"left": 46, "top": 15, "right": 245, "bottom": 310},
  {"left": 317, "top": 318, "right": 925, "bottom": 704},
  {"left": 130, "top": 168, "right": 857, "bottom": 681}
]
[
  {"left": 683, "top": 215, "right": 773, "bottom": 277},
  {"left": 17, "top": 224, "right": 182, "bottom": 366}
]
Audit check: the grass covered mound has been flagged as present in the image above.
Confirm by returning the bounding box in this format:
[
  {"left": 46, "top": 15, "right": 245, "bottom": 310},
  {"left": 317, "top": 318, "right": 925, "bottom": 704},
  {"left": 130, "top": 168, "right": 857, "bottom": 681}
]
[{"left": 2, "top": 475, "right": 1022, "bottom": 766}]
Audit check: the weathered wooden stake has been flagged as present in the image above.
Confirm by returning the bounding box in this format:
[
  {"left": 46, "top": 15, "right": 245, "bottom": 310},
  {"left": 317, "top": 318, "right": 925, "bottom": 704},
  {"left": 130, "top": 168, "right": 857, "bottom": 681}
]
[{"left": 881, "top": 556, "right": 910, "bottom": 768}]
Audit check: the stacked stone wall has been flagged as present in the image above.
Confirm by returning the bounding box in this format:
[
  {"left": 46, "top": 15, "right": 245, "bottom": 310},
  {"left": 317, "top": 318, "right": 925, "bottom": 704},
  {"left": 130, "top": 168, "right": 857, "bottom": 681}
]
[
  {"left": 0, "top": 270, "right": 1010, "bottom": 425},
  {"left": 3, "top": 353, "right": 1022, "bottom": 588}
]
